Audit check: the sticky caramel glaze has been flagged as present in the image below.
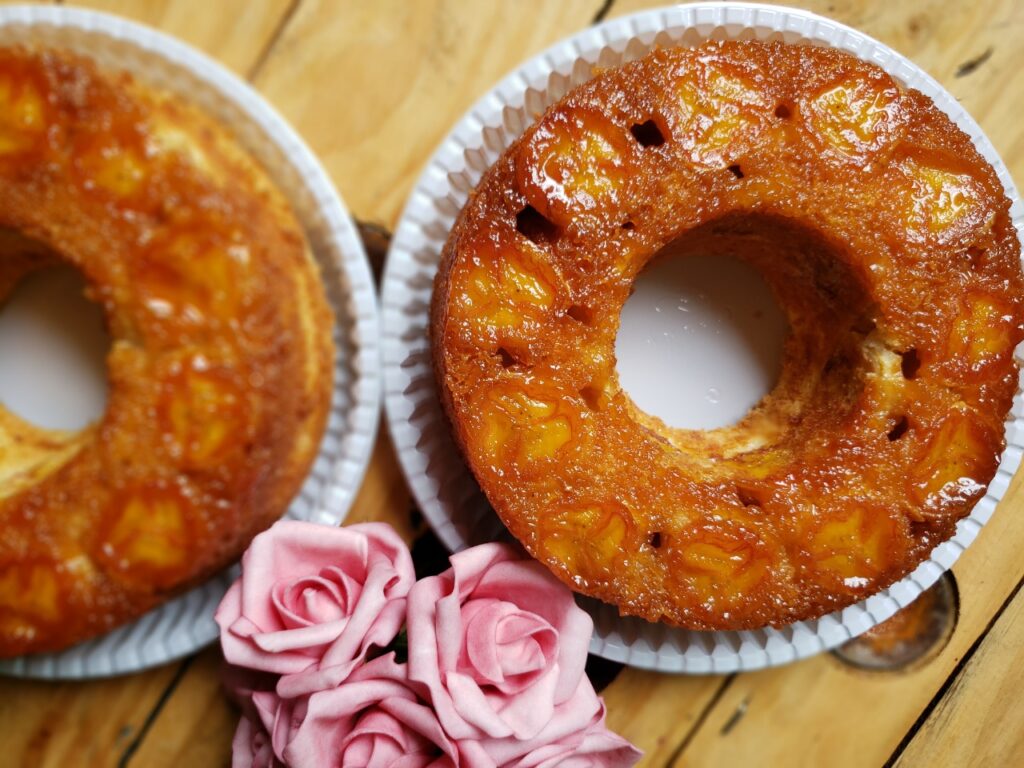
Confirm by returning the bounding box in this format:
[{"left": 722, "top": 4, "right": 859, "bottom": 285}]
[
  {"left": 0, "top": 48, "right": 333, "bottom": 656},
  {"left": 432, "top": 41, "right": 1024, "bottom": 630}
]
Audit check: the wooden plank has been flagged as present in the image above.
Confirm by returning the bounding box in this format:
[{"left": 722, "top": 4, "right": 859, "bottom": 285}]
[
  {"left": 602, "top": 669, "right": 726, "bottom": 764},
  {"left": 251, "top": 0, "right": 607, "bottom": 227},
  {"left": 894, "top": 582, "right": 1024, "bottom": 766},
  {"left": 122, "top": 648, "right": 235, "bottom": 768},
  {"left": 0, "top": 662, "right": 183, "bottom": 768},
  {"left": 65, "top": 0, "right": 295, "bottom": 75}
]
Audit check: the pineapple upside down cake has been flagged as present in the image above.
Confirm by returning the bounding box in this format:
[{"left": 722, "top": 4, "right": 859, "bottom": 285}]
[
  {"left": 431, "top": 41, "right": 1024, "bottom": 630},
  {"left": 0, "top": 47, "right": 333, "bottom": 656}
]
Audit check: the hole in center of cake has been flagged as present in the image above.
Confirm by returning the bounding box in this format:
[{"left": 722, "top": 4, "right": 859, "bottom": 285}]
[
  {"left": 0, "top": 262, "right": 110, "bottom": 430},
  {"left": 615, "top": 242, "right": 788, "bottom": 430}
]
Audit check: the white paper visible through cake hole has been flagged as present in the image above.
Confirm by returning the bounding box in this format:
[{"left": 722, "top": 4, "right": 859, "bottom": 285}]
[
  {"left": 0, "top": 266, "right": 109, "bottom": 431},
  {"left": 616, "top": 249, "right": 788, "bottom": 430},
  {"left": 0, "top": 6, "right": 381, "bottom": 680},
  {"left": 382, "top": 2, "right": 1024, "bottom": 673}
]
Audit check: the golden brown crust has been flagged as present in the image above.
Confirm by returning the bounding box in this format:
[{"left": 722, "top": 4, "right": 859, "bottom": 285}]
[
  {"left": 432, "top": 41, "right": 1024, "bottom": 630},
  {"left": 0, "top": 47, "right": 333, "bottom": 656}
]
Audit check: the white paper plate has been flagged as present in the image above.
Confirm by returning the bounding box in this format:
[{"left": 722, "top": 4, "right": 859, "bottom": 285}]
[
  {"left": 0, "top": 6, "right": 381, "bottom": 679},
  {"left": 382, "top": 2, "right": 1024, "bottom": 673}
]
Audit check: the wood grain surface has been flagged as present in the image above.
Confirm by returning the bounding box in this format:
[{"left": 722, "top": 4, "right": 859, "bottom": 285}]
[{"left": 0, "top": 1, "right": 1022, "bottom": 766}]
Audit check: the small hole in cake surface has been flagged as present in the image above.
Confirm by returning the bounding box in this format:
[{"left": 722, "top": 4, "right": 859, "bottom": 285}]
[
  {"left": 516, "top": 205, "right": 558, "bottom": 244},
  {"left": 887, "top": 415, "right": 910, "bottom": 441},
  {"left": 630, "top": 119, "right": 665, "bottom": 147},
  {"left": 496, "top": 347, "right": 518, "bottom": 368},
  {"left": 774, "top": 103, "right": 792, "bottom": 119},
  {"left": 579, "top": 383, "right": 605, "bottom": 410},
  {"left": 648, "top": 531, "right": 663, "bottom": 549},
  {"left": 567, "top": 304, "right": 593, "bottom": 325},
  {"left": 736, "top": 486, "right": 761, "bottom": 508},
  {"left": 901, "top": 348, "right": 921, "bottom": 379},
  {"left": 0, "top": 262, "right": 110, "bottom": 430},
  {"left": 727, "top": 164, "right": 745, "bottom": 179},
  {"left": 621, "top": 221, "right": 635, "bottom": 230}
]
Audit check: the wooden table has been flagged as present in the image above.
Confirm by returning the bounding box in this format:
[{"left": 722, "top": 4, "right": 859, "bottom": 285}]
[{"left": 2, "top": 1, "right": 1023, "bottom": 765}]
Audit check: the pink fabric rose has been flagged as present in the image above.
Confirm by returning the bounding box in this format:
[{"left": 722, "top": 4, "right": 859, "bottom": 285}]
[
  {"left": 246, "top": 654, "right": 461, "bottom": 768},
  {"left": 405, "top": 543, "right": 605, "bottom": 744},
  {"left": 216, "top": 521, "right": 415, "bottom": 696}
]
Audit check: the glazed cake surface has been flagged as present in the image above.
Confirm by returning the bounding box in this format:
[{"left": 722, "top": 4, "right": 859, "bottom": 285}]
[
  {"left": 0, "top": 47, "right": 334, "bottom": 655},
  {"left": 432, "top": 40, "right": 1024, "bottom": 630}
]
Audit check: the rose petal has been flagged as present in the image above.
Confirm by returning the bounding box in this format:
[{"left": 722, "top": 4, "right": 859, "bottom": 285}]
[
  {"left": 446, "top": 671, "right": 514, "bottom": 738},
  {"left": 273, "top": 571, "right": 351, "bottom": 628},
  {"left": 341, "top": 710, "right": 411, "bottom": 768},
  {"left": 278, "top": 597, "right": 410, "bottom": 698},
  {"left": 284, "top": 664, "right": 418, "bottom": 766},
  {"left": 494, "top": 613, "right": 556, "bottom": 684},
  {"left": 473, "top": 677, "right": 604, "bottom": 765},
  {"left": 380, "top": 696, "right": 459, "bottom": 761},
  {"left": 232, "top": 716, "right": 282, "bottom": 768},
  {"left": 486, "top": 661, "right": 559, "bottom": 740},
  {"left": 461, "top": 600, "right": 507, "bottom": 685},
  {"left": 252, "top": 691, "right": 306, "bottom": 763},
  {"left": 251, "top": 618, "right": 351, "bottom": 655},
  {"left": 473, "top": 559, "right": 593, "bottom": 704},
  {"left": 239, "top": 522, "right": 371, "bottom": 634}
]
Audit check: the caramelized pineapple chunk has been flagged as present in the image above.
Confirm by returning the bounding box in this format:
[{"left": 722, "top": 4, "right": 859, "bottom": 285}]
[
  {"left": 675, "top": 65, "right": 764, "bottom": 164},
  {"left": 948, "top": 294, "right": 1016, "bottom": 369},
  {"left": 136, "top": 234, "right": 245, "bottom": 330},
  {"left": 102, "top": 489, "right": 192, "bottom": 587},
  {"left": 910, "top": 413, "right": 991, "bottom": 506},
  {"left": 805, "top": 78, "right": 901, "bottom": 160},
  {"left": 809, "top": 506, "right": 897, "bottom": 583},
  {"left": 0, "top": 73, "right": 45, "bottom": 154},
  {"left": 469, "top": 383, "right": 576, "bottom": 468},
  {"left": 901, "top": 160, "right": 988, "bottom": 244},
  {"left": 160, "top": 354, "right": 247, "bottom": 468},
  {"left": 88, "top": 144, "right": 146, "bottom": 197},
  {"left": 666, "top": 517, "right": 771, "bottom": 603},
  {"left": 519, "top": 111, "right": 636, "bottom": 225},
  {"left": 451, "top": 242, "right": 564, "bottom": 348},
  {"left": 0, "top": 563, "right": 60, "bottom": 622},
  {"left": 540, "top": 502, "right": 634, "bottom": 582}
]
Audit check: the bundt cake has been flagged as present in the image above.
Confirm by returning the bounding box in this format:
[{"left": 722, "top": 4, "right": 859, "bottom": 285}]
[
  {"left": 431, "top": 40, "right": 1024, "bottom": 629},
  {"left": 0, "top": 47, "right": 333, "bottom": 655}
]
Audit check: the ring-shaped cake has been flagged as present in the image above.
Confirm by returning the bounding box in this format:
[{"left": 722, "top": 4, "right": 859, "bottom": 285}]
[
  {"left": 0, "top": 47, "right": 333, "bottom": 656},
  {"left": 432, "top": 41, "right": 1024, "bottom": 630}
]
